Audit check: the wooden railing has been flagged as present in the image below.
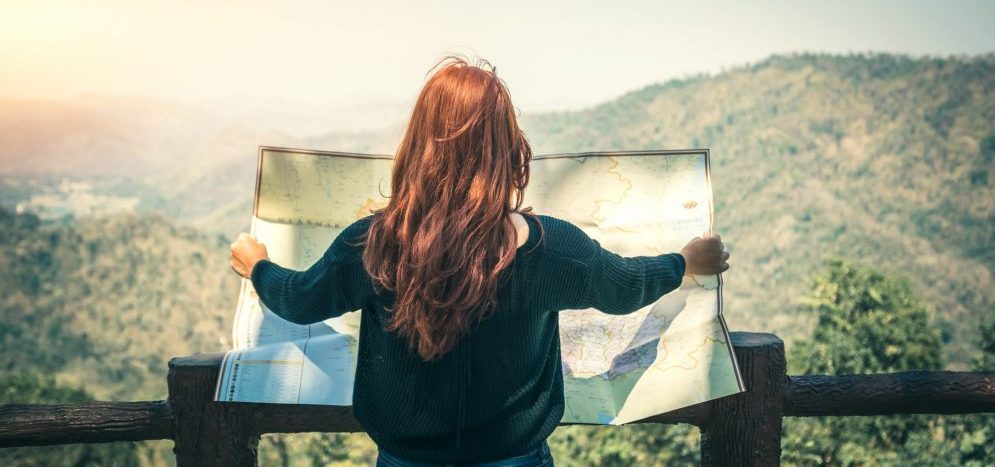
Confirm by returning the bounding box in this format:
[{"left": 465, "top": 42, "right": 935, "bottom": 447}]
[{"left": 2, "top": 332, "right": 994, "bottom": 466}]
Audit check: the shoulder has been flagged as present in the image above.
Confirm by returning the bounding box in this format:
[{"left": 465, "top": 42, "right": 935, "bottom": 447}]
[
  {"left": 530, "top": 214, "right": 600, "bottom": 265},
  {"left": 329, "top": 214, "right": 375, "bottom": 255},
  {"left": 342, "top": 214, "right": 375, "bottom": 238}
]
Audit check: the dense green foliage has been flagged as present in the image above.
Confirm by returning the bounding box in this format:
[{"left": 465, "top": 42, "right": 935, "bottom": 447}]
[
  {"left": 547, "top": 423, "right": 699, "bottom": 466},
  {"left": 978, "top": 306, "right": 995, "bottom": 370},
  {"left": 0, "top": 208, "right": 238, "bottom": 401},
  {"left": 788, "top": 259, "right": 943, "bottom": 376},
  {"left": 782, "top": 260, "right": 944, "bottom": 465}
]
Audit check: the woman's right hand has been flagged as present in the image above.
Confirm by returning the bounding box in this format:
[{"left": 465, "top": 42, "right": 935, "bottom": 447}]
[{"left": 680, "top": 233, "right": 730, "bottom": 275}]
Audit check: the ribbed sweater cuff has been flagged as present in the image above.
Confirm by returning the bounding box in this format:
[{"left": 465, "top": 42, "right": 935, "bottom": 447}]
[
  {"left": 673, "top": 252, "right": 687, "bottom": 278},
  {"left": 250, "top": 258, "right": 275, "bottom": 286}
]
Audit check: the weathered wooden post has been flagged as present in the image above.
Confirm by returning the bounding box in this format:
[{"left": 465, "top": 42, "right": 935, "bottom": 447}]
[
  {"left": 700, "top": 332, "right": 787, "bottom": 467},
  {"left": 168, "top": 352, "right": 259, "bottom": 467}
]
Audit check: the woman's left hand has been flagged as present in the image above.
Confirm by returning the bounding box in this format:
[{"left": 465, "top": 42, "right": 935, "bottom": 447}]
[{"left": 230, "top": 233, "right": 269, "bottom": 279}]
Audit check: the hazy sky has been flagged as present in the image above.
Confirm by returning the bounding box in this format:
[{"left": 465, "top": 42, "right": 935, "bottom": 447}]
[{"left": 3, "top": 0, "right": 994, "bottom": 115}]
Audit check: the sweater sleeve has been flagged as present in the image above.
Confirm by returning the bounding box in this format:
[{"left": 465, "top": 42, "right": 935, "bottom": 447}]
[
  {"left": 572, "top": 238, "right": 686, "bottom": 315},
  {"left": 249, "top": 221, "right": 369, "bottom": 325}
]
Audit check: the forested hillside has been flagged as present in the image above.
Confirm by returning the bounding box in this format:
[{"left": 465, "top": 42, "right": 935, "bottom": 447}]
[
  {"left": 521, "top": 53, "right": 995, "bottom": 364},
  {"left": 0, "top": 208, "right": 240, "bottom": 465},
  {"left": 0, "top": 208, "right": 238, "bottom": 400}
]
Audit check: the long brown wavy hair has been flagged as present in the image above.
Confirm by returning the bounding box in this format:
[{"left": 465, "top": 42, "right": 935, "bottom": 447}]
[{"left": 361, "top": 54, "right": 540, "bottom": 362}]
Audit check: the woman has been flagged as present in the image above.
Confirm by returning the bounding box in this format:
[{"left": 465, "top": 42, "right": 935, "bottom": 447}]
[{"left": 230, "top": 55, "right": 730, "bottom": 467}]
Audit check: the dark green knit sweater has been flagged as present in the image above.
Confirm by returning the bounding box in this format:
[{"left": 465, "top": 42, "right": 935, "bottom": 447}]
[{"left": 250, "top": 213, "right": 686, "bottom": 464}]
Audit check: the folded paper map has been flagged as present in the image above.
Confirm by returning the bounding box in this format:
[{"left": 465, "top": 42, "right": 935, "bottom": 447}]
[{"left": 215, "top": 146, "right": 744, "bottom": 425}]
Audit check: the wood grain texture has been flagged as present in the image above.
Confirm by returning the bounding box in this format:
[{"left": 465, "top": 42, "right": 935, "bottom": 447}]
[
  {"left": 786, "top": 372, "right": 995, "bottom": 416},
  {"left": 168, "top": 352, "right": 259, "bottom": 467},
  {"left": 0, "top": 401, "right": 172, "bottom": 447},
  {"left": 700, "top": 332, "right": 786, "bottom": 467}
]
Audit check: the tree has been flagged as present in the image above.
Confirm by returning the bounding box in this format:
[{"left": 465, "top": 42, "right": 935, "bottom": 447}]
[
  {"left": 954, "top": 306, "right": 995, "bottom": 464},
  {"left": 976, "top": 306, "right": 995, "bottom": 371},
  {"left": 782, "top": 259, "right": 948, "bottom": 466}
]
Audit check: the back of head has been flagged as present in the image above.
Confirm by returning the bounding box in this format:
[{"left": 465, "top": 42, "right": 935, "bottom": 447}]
[{"left": 362, "top": 54, "right": 535, "bottom": 361}]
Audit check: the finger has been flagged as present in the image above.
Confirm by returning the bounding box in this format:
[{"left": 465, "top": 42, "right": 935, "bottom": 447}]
[
  {"left": 720, "top": 262, "right": 730, "bottom": 273},
  {"left": 721, "top": 251, "right": 730, "bottom": 261},
  {"left": 712, "top": 234, "right": 721, "bottom": 243}
]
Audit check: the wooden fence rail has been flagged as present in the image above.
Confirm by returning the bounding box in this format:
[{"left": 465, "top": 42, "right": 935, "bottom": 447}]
[{"left": 2, "top": 332, "right": 994, "bottom": 466}]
